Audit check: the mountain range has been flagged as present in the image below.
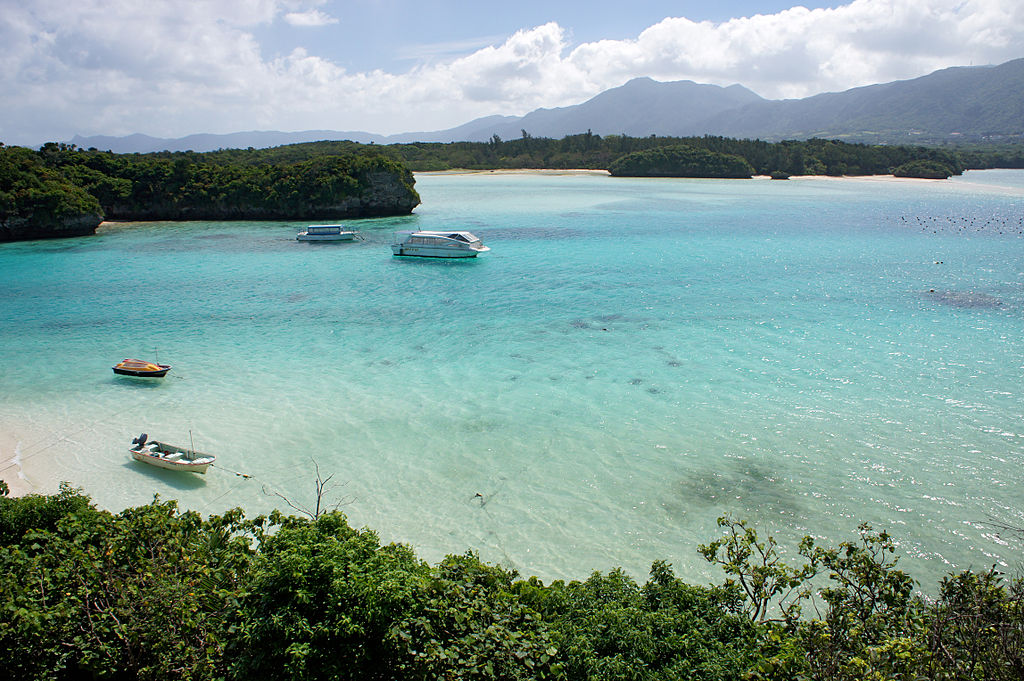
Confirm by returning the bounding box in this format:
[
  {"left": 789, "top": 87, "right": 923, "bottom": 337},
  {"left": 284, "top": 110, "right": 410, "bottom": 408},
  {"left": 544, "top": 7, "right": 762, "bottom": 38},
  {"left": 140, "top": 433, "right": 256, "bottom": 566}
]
[{"left": 70, "top": 58, "right": 1024, "bottom": 153}]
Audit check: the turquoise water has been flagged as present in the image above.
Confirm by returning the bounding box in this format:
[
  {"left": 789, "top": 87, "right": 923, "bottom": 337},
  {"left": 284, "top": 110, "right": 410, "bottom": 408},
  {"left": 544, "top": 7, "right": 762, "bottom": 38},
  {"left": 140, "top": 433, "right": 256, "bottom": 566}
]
[{"left": 2, "top": 170, "right": 1023, "bottom": 585}]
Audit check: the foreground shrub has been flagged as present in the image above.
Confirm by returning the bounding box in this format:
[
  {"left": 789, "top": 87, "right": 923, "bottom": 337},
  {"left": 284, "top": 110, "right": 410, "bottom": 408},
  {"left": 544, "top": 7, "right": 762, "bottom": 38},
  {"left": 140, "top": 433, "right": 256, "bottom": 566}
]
[
  {"left": 2, "top": 483, "right": 1021, "bottom": 681},
  {"left": 0, "top": 495, "right": 257, "bottom": 680},
  {"left": 391, "top": 552, "right": 560, "bottom": 680},
  {"left": 516, "top": 561, "right": 759, "bottom": 681},
  {"left": 228, "top": 511, "right": 428, "bottom": 680}
]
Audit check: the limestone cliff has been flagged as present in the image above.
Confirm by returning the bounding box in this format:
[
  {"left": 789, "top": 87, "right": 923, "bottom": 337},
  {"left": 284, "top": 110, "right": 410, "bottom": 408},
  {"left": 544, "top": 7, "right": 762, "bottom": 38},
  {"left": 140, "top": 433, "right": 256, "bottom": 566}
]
[{"left": 0, "top": 212, "right": 104, "bottom": 241}]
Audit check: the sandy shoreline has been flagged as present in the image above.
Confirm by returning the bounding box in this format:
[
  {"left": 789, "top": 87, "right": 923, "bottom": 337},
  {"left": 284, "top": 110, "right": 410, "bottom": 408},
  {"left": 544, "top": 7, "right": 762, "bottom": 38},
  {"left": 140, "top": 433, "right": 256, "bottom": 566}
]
[
  {"left": 1, "top": 429, "right": 44, "bottom": 497},
  {"left": 416, "top": 169, "right": 953, "bottom": 184},
  {"left": 417, "top": 168, "right": 611, "bottom": 176},
  {"left": 0, "top": 414, "right": 93, "bottom": 499}
]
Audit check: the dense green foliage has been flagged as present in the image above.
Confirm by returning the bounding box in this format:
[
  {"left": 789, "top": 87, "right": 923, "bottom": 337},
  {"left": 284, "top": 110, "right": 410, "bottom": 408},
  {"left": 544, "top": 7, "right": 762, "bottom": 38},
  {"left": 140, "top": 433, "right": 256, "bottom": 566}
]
[
  {"left": 893, "top": 160, "right": 958, "bottom": 179},
  {"left": 0, "top": 142, "right": 420, "bottom": 239},
  {"left": 607, "top": 145, "right": 755, "bottom": 178},
  {"left": 0, "top": 143, "right": 103, "bottom": 238},
  {"left": 192, "top": 133, "right": 973, "bottom": 178},
  {"left": 34, "top": 142, "right": 420, "bottom": 221},
  {"left": 2, "top": 483, "right": 1021, "bottom": 680},
  {"left": 951, "top": 142, "right": 1024, "bottom": 169},
  {"left": 0, "top": 481, "right": 92, "bottom": 545}
]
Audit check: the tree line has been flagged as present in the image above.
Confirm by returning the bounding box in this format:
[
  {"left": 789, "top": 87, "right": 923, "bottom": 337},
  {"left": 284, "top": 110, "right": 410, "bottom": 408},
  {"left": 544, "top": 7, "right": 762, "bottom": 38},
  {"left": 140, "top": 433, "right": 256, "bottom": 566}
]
[
  {"left": 4, "top": 134, "right": 1022, "bottom": 240},
  {"left": 1, "top": 480, "right": 1021, "bottom": 680},
  {"left": 232, "top": 132, "right": 993, "bottom": 178}
]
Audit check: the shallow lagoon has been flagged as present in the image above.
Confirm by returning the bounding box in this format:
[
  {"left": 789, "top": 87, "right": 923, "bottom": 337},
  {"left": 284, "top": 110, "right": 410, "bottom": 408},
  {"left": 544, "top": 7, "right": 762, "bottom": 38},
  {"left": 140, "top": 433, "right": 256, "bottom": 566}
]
[{"left": 2, "top": 170, "right": 1022, "bottom": 585}]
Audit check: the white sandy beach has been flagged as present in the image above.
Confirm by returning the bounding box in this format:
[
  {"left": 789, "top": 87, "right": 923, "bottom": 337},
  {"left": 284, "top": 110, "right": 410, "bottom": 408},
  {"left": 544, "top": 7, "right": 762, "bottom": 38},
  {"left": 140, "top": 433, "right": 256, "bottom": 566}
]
[
  {"left": 421, "top": 169, "right": 955, "bottom": 184},
  {"left": 1, "top": 426, "right": 58, "bottom": 497},
  {"left": 417, "top": 168, "right": 611, "bottom": 176}
]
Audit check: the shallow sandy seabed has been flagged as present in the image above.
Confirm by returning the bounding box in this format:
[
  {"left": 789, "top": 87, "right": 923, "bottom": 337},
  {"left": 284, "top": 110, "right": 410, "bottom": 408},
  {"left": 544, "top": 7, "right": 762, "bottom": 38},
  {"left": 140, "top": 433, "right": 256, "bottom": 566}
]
[
  {"left": 1, "top": 426, "right": 56, "bottom": 497},
  {"left": 420, "top": 169, "right": 952, "bottom": 183},
  {"left": 2, "top": 171, "right": 1018, "bottom": 500}
]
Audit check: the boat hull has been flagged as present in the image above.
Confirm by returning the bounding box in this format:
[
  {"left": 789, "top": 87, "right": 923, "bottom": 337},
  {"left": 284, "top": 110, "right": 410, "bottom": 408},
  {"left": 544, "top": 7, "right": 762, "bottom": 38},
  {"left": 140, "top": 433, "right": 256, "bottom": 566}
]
[
  {"left": 130, "top": 441, "right": 214, "bottom": 474},
  {"left": 297, "top": 233, "right": 357, "bottom": 241},
  {"left": 113, "top": 365, "right": 170, "bottom": 377},
  {"left": 391, "top": 244, "right": 488, "bottom": 258}
]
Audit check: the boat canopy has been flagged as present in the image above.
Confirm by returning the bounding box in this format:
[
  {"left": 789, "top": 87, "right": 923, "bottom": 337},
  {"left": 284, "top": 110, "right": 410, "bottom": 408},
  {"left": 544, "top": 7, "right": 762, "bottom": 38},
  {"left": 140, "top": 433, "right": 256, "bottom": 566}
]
[
  {"left": 116, "top": 359, "right": 163, "bottom": 371},
  {"left": 415, "top": 231, "right": 480, "bottom": 242}
]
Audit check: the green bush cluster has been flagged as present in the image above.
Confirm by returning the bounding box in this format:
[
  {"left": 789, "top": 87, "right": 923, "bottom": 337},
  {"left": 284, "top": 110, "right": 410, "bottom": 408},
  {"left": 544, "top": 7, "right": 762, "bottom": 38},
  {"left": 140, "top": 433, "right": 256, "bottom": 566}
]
[
  {"left": 893, "top": 160, "right": 958, "bottom": 179},
  {"left": 0, "top": 144, "right": 103, "bottom": 237},
  {"left": 1, "top": 483, "right": 1021, "bottom": 680},
  {"left": 607, "top": 145, "right": 756, "bottom": 178}
]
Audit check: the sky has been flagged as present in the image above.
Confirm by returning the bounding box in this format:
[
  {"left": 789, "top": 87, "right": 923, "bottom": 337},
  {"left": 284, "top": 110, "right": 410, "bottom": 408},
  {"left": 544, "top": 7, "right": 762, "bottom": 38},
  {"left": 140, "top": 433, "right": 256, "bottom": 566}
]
[{"left": 1, "top": 0, "right": 1022, "bottom": 147}]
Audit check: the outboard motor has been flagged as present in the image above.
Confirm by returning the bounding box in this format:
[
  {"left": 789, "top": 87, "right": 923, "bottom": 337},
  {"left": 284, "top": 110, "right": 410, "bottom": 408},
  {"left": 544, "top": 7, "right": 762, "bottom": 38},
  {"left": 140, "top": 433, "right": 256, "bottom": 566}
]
[{"left": 132, "top": 433, "right": 148, "bottom": 448}]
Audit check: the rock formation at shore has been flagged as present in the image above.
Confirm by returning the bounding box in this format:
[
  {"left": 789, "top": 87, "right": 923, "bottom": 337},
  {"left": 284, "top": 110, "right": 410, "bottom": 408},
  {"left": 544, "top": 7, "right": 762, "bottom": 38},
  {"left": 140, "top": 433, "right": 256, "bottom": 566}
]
[{"left": 0, "top": 212, "right": 104, "bottom": 242}]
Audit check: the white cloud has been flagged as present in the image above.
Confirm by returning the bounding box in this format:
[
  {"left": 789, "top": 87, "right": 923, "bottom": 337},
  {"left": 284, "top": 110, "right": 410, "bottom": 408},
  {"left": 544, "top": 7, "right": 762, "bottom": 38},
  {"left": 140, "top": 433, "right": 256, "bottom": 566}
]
[
  {"left": 1, "top": 0, "right": 1022, "bottom": 145},
  {"left": 563, "top": 0, "right": 1024, "bottom": 99},
  {"left": 396, "top": 35, "right": 511, "bottom": 63},
  {"left": 283, "top": 9, "right": 338, "bottom": 27}
]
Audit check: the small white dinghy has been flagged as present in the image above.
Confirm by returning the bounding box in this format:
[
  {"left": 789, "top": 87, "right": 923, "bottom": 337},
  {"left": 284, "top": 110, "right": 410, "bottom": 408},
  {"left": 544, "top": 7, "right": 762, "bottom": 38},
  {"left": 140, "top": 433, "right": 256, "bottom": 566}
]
[{"left": 129, "top": 433, "right": 215, "bottom": 474}]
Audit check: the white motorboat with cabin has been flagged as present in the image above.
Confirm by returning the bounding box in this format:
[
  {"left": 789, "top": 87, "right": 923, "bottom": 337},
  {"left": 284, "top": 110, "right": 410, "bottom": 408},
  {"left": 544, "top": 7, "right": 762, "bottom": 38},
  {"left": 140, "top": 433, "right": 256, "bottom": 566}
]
[
  {"left": 128, "top": 433, "right": 216, "bottom": 474},
  {"left": 391, "top": 230, "right": 490, "bottom": 258},
  {"left": 297, "top": 224, "right": 360, "bottom": 241}
]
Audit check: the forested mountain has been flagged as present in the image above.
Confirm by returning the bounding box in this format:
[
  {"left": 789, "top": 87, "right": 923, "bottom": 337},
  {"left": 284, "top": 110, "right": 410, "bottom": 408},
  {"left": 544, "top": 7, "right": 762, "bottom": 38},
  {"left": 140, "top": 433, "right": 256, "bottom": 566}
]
[
  {"left": 470, "top": 78, "right": 764, "bottom": 141},
  {"left": 67, "top": 59, "right": 1024, "bottom": 153},
  {"left": 701, "top": 58, "right": 1024, "bottom": 143}
]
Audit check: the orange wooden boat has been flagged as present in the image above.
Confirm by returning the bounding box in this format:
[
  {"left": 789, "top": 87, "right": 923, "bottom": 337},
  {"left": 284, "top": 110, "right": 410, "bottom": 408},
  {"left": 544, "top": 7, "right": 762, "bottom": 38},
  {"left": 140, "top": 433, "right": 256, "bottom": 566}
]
[{"left": 112, "top": 358, "right": 171, "bottom": 377}]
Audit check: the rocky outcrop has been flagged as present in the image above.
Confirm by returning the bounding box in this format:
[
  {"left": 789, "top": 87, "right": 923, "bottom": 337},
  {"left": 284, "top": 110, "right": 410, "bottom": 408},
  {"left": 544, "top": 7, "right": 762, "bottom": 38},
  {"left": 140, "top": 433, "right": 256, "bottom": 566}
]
[
  {"left": 0, "top": 211, "right": 104, "bottom": 242},
  {"left": 349, "top": 171, "right": 421, "bottom": 216}
]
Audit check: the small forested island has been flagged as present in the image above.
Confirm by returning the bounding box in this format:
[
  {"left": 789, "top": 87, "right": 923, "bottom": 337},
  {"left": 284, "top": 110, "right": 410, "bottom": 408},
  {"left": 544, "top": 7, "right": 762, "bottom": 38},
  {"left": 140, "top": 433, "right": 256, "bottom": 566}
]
[
  {"left": 607, "top": 145, "right": 755, "bottom": 178},
  {"left": 893, "top": 159, "right": 963, "bottom": 179},
  {"left": 2, "top": 132, "right": 1019, "bottom": 241},
  {"left": 1, "top": 142, "right": 420, "bottom": 242},
  {"left": 1, "top": 480, "right": 1021, "bottom": 681}
]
